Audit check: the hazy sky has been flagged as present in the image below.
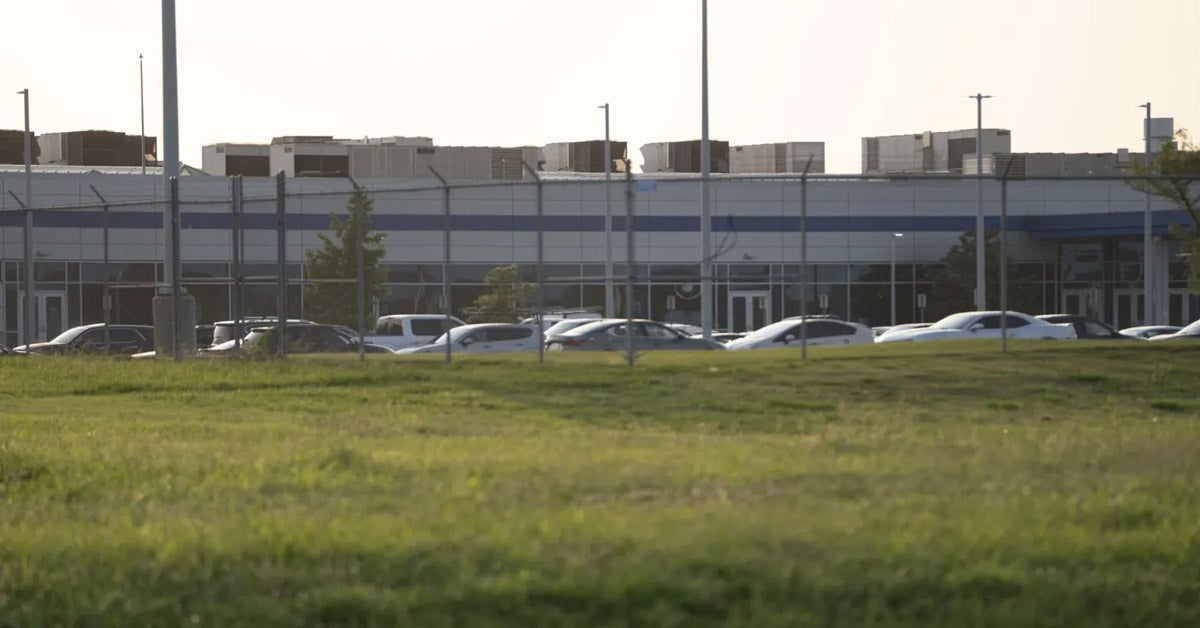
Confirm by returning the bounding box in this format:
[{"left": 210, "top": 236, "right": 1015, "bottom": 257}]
[{"left": 2, "top": 0, "right": 1197, "bottom": 173}]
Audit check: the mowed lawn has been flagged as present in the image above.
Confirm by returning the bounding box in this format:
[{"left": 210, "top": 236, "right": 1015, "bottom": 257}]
[{"left": 1, "top": 341, "right": 1198, "bottom": 626}]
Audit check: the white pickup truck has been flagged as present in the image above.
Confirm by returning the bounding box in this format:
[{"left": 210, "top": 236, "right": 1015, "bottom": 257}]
[{"left": 364, "top": 314, "right": 466, "bottom": 351}]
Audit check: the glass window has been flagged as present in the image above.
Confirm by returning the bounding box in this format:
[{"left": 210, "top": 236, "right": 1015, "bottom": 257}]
[
  {"left": 807, "top": 321, "right": 853, "bottom": 338},
  {"left": 410, "top": 318, "right": 456, "bottom": 336},
  {"left": 34, "top": 262, "right": 65, "bottom": 282},
  {"left": 814, "top": 264, "right": 848, "bottom": 283},
  {"left": 650, "top": 265, "right": 700, "bottom": 282},
  {"left": 976, "top": 315, "right": 1002, "bottom": 329},
  {"left": 1003, "top": 315, "right": 1030, "bottom": 328},
  {"left": 492, "top": 327, "right": 532, "bottom": 341},
  {"left": 642, "top": 323, "right": 681, "bottom": 339}
]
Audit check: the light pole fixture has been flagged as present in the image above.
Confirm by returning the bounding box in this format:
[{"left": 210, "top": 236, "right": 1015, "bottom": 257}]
[
  {"left": 1139, "top": 102, "right": 1153, "bottom": 325},
  {"left": 969, "top": 93, "right": 992, "bottom": 312},
  {"left": 890, "top": 233, "right": 904, "bottom": 326},
  {"left": 700, "top": 0, "right": 712, "bottom": 339},
  {"left": 17, "top": 88, "right": 34, "bottom": 348},
  {"left": 599, "top": 103, "right": 613, "bottom": 317},
  {"left": 139, "top": 53, "right": 146, "bottom": 175}
]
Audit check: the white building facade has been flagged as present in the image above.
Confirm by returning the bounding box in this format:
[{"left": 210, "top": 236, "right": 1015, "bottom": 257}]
[{"left": 0, "top": 171, "right": 1193, "bottom": 345}]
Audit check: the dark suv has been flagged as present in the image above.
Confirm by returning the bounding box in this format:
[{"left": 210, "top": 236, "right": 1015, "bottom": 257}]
[{"left": 13, "top": 324, "right": 155, "bottom": 355}]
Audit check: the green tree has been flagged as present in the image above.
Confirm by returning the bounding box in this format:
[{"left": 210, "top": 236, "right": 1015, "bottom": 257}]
[
  {"left": 927, "top": 230, "right": 1043, "bottom": 319},
  {"left": 465, "top": 265, "right": 534, "bottom": 323},
  {"left": 303, "top": 186, "right": 387, "bottom": 328},
  {"left": 1130, "top": 129, "right": 1200, "bottom": 294}
]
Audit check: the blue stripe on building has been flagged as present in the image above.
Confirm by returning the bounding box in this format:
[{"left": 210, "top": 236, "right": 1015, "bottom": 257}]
[{"left": 2, "top": 209, "right": 1188, "bottom": 238}]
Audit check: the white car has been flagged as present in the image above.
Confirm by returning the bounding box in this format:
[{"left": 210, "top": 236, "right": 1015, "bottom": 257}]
[
  {"left": 395, "top": 323, "right": 540, "bottom": 354},
  {"left": 1119, "top": 325, "right": 1182, "bottom": 340},
  {"left": 1146, "top": 319, "right": 1200, "bottom": 341},
  {"left": 725, "top": 318, "right": 875, "bottom": 350},
  {"left": 874, "top": 311, "right": 1076, "bottom": 343}
]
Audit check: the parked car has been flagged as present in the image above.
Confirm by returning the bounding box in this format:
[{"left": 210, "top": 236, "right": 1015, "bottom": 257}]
[
  {"left": 205, "top": 323, "right": 385, "bottom": 355},
  {"left": 545, "top": 319, "right": 724, "bottom": 352},
  {"left": 725, "top": 318, "right": 875, "bottom": 350},
  {"left": 12, "top": 324, "right": 155, "bottom": 355},
  {"left": 874, "top": 322, "right": 933, "bottom": 341},
  {"left": 397, "top": 323, "right": 540, "bottom": 354},
  {"left": 1, "top": 344, "right": 28, "bottom": 357},
  {"left": 209, "top": 317, "right": 313, "bottom": 348},
  {"left": 875, "top": 311, "right": 1076, "bottom": 343},
  {"left": 1036, "top": 315, "right": 1131, "bottom": 340},
  {"left": 1119, "top": 325, "right": 1183, "bottom": 339},
  {"left": 1147, "top": 319, "right": 1200, "bottom": 341},
  {"left": 365, "top": 314, "right": 465, "bottom": 351}
]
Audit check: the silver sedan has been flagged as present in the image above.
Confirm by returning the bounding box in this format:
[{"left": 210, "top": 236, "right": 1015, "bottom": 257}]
[{"left": 546, "top": 319, "right": 725, "bottom": 352}]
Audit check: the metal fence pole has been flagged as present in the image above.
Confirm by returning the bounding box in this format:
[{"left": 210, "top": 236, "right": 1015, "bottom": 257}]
[
  {"left": 429, "top": 167, "right": 452, "bottom": 364},
  {"left": 88, "top": 185, "right": 112, "bottom": 355},
  {"left": 799, "top": 158, "right": 813, "bottom": 360},
  {"left": 276, "top": 171, "right": 287, "bottom": 358},
  {"left": 354, "top": 182, "right": 366, "bottom": 363},
  {"left": 1000, "top": 174, "right": 1009, "bottom": 354},
  {"left": 625, "top": 162, "right": 635, "bottom": 368},
  {"left": 523, "top": 162, "right": 545, "bottom": 364},
  {"left": 20, "top": 89, "right": 33, "bottom": 349},
  {"left": 170, "top": 176, "right": 181, "bottom": 362},
  {"left": 231, "top": 176, "right": 243, "bottom": 350}
]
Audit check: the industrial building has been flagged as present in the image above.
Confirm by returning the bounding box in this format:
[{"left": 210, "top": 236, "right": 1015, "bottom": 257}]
[
  {"left": 540, "top": 140, "right": 629, "bottom": 173},
  {"left": 1, "top": 169, "right": 1193, "bottom": 347},
  {"left": 641, "top": 140, "right": 731, "bottom": 173}
]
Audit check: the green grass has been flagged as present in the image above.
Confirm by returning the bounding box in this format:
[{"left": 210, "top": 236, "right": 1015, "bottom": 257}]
[{"left": 1, "top": 340, "right": 1198, "bottom": 626}]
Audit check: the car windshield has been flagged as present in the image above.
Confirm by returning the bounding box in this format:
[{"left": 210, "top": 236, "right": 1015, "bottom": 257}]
[
  {"left": 48, "top": 326, "right": 89, "bottom": 344},
  {"left": 929, "top": 313, "right": 979, "bottom": 330}
]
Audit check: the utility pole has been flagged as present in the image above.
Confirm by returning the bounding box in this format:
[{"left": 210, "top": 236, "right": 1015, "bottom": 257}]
[{"left": 700, "top": 0, "right": 713, "bottom": 339}]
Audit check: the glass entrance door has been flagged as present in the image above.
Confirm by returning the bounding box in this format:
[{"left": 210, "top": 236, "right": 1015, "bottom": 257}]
[
  {"left": 17, "top": 291, "right": 68, "bottom": 344},
  {"left": 1168, "top": 290, "right": 1194, "bottom": 326},
  {"left": 1112, "top": 289, "right": 1144, "bottom": 329},
  {"left": 728, "top": 291, "right": 770, "bottom": 333},
  {"left": 1062, "top": 288, "right": 1102, "bottom": 319}
]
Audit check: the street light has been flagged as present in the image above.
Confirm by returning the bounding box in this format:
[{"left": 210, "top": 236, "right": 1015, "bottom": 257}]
[
  {"left": 969, "top": 93, "right": 992, "bottom": 312},
  {"left": 890, "top": 233, "right": 904, "bottom": 326},
  {"left": 139, "top": 53, "right": 146, "bottom": 175},
  {"left": 1139, "top": 102, "right": 1153, "bottom": 325},
  {"left": 17, "top": 89, "right": 33, "bottom": 348},
  {"left": 599, "top": 103, "right": 613, "bottom": 318},
  {"left": 700, "top": 0, "right": 712, "bottom": 340}
]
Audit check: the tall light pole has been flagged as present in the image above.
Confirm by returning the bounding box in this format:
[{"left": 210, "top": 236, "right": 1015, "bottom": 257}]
[
  {"left": 700, "top": 0, "right": 713, "bottom": 339},
  {"left": 600, "top": 103, "right": 613, "bottom": 317},
  {"left": 17, "top": 89, "right": 34, "bottom": 347},
  {"left": 139, "top": 53, "right": 146, "bottom": 175},
  {"left": 1139, "top": 102, "right": 1153, "bottom": 325},
  {"left": 890, "top": 233, "right": 904, "bottom": 326},
  {"left": 970, "top": 93, "right": 991, "bottom": 311}
]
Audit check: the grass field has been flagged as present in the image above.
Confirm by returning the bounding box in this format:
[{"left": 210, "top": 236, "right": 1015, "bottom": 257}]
[{"left": 1, "top": 341, "right": 1198, "bottom": 626}]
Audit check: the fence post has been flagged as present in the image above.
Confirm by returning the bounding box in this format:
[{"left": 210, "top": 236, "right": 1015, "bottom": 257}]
[
  {"left": 625, "top": 161, "right": 635, "bottom": 368},
  {"left": 170, "top": 177, "right": 182, "bottom": 362},
  {"left": 799, "top": 157, "right": 813, "bottom": 360},
  {"left": 352, "top": 179, "right": 366, "bottom": 363},
  {"left": 276, "top": 171, "right": 287, "bottom": 358},
  {"left": 87, "top": 185, "right": 112, "bottom": 355},
  {"left": 429, "top": 167, "right": 453, "bottom": 364},
  {"left": 231, "top": 176, "right": 243, "bottom": 350},
  {"left": 523, "top": 162, "right": 545, "bottom": 364},
  {"left": 999, "top": 158, "right": 1014, "bottom": 354}
]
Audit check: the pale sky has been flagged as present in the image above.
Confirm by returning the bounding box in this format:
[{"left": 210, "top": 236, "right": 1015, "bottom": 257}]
[{"left": 2, "top": 0, "right": 1197, "bottom": 173}]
